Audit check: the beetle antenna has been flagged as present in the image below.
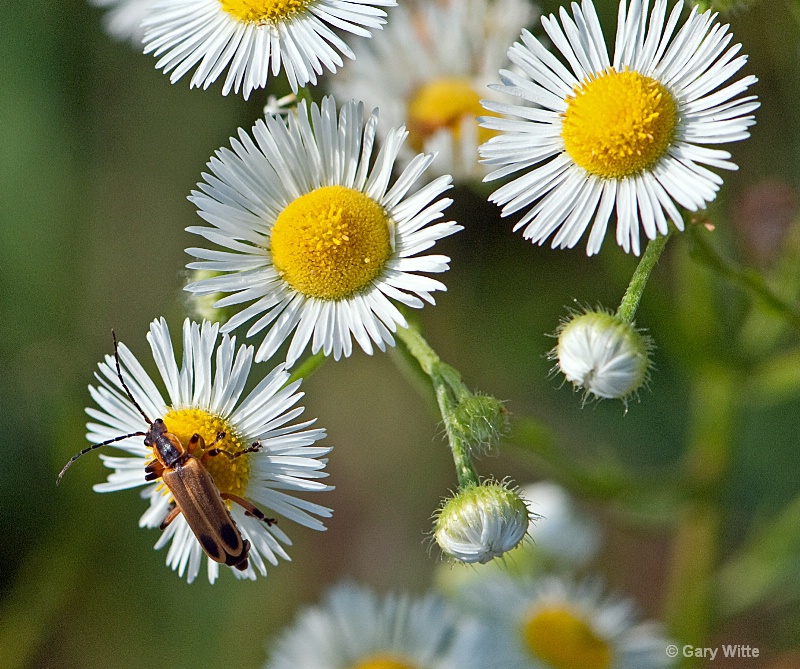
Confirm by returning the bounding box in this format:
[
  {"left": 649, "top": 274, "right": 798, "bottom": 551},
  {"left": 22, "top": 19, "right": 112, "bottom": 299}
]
[
  {"left": 112, "top": 330, "right": 153, "bottom": 426},
  {"left": 57, "top": 431, "right": 147, "bottom": 485}
]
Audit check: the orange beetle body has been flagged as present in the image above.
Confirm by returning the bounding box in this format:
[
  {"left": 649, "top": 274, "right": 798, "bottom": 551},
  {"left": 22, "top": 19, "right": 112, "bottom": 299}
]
[{"left": 143, "top": 418, "right": 252, "bottom": 571}]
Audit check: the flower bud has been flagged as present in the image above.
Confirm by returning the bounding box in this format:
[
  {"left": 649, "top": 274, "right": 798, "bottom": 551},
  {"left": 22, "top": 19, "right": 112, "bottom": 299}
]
[
  {"left": 554, "top": 311, "right": 651, "bottom": 402},
  {"left": 450, "top": 394, "right": 509, "bottom": 456},
  {"left": 434, "top": 481, "right": 529, "bottom": 564}
]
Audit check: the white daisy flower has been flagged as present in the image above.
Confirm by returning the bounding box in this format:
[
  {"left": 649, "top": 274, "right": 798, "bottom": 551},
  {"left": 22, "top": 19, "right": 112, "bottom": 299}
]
[
  {"left": 460, "top": 575, "right": 674, "bottom": 669},
  {"left": 265, "top": 582, "right": 478, "bottom": 669},
  {"left": 81, "top": 317, "right": 332, "bottom": 584},
  {"left": 90, "top": 0, "right": 152, "bottom": 44},
  {"left": 185, "top": 96, "right": 462, "bottom": 367},
  {"left": 480, "top": 0, "right": 759, "bottom": 255},
  {"left": 142, "top": 0, "right": 395, "bottom": 98},
  {"left": 330, "top": 0, "right": 535, "bottom": 182}
]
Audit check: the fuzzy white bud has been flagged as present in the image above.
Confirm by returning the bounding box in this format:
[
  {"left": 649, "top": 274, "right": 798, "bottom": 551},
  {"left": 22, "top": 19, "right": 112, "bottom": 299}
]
[
  {"left": 555, "top": 311, "right": 651, "bottom": 401},
  {"left": 434, "top": 482, "right": 529, "bottom": 564}
]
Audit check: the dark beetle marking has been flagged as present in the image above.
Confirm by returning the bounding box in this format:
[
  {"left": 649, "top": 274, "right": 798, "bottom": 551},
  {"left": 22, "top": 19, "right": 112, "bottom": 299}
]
[
  {"left": 220, "top": 522, "right": 239, "bottom": 550},
  {"left": 199, "top": 533, "right": 221, "bottom": 560},
  {"left": 228, "top": 539, "right": 251, "bottom": 570}
]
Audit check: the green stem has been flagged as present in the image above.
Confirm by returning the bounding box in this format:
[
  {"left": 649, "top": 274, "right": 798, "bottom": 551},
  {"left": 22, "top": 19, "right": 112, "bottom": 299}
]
[
  {"left": 395, "top": 323, "right": 480, "bottom": 489},
  {"left": 394, "top": 321, "right": 440, "bottom": 377},
  {"left": 616, "top": 231, "right": 673, "bottom": 323},
  {"left": 435, "top": 383, "right": 481, "bottom": 489},
  {"left": 689, "top": 225, "right": 800, "bottom": 331},
  {"left": 286, "top": 350, "right": 328, "bottom": 386},
  {"left": 663, "top": 365, "right": 738, "bottom": 660},
  {"left": 295, "top": 85, "right": 314, "bottom": 108}
]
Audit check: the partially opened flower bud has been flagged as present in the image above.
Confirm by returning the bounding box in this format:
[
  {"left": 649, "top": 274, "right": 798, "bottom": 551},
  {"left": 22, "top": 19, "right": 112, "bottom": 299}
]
[
  {"left": 555, "top": 311, "right": 651, "bottom": 403},
  {"left": 434, "top": 481, "right": 529, "bottom": 564}
]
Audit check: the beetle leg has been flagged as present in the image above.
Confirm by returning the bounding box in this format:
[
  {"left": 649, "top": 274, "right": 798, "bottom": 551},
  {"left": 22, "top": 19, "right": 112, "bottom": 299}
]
[
  {"left": 190, "top": 431, "right": 227, "bottom": 460},
  {"left": 159, "top": 504, "right": 181, "bottom": 530},
  {"left": 203, "top": 440, "right": 262, "bottom": 463},
  {"left": 221, "top": 492, "right": 276, "bottom": 526},
  {"left": 185, "top": 433, "right": 206, "bottom": 456},
  {"left": 144, "top": 459, "right": 166, "bottom": 482}
]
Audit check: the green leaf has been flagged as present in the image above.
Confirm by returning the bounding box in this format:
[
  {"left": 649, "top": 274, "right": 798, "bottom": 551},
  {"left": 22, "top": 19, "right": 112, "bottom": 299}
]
[{"left": 717, "top": 493, "right": 800, "bottom": 618}]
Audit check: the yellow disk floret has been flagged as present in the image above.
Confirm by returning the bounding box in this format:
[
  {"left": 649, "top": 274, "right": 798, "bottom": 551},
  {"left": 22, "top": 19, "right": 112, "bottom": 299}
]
[
  {"left": 161, "top": 407, "right": 250, "bottom": 499},
  {"left": 408, "top": 78, "right": 495, "bottom": 152},
  {"left": 352, "top": 656, "right": 418, "bottom": 669},
  {"left": 220, "top": 0, "right": 312, "bottom": 24},
  {"left": 562, "top": 68, "right": 678, "bottom": 179},
  {"left": 270, "top": 185, "right": 393, "bottom": 300},
  {"left": 522, "top": 606, "right": 612, "bottom": 669}
]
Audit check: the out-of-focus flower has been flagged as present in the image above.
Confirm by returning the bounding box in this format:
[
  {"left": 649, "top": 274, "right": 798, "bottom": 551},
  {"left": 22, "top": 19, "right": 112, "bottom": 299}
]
[
  {"left": 263, "top": 93, "right": 298, "bottom": 118},
  {"left": 264, "top": 582, "right": 479, "bottom": 669},
  {"left": 733, "top": 180, "right": 799, "bottom": 268},
  {"left": 90, "top": 0, "right": 151, "bottom": 44},
  {"left": 523, "top": 480, "right": 602, "bottom": 568},
  {"left": 459, "top": 575, "right": 675, "bottom": 669},
  {"left": 331, "top": 0, "right": 535, "bottom": 182}
]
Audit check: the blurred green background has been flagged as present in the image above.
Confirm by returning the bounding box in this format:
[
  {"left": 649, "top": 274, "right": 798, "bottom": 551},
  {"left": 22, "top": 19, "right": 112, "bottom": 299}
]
[{"left": 1, "top": 0, "right": 800, "bottom": 667}]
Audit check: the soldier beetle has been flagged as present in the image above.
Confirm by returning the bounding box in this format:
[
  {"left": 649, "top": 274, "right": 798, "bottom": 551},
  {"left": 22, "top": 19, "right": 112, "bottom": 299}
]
[{"left": 57, "top": 333, "right": 276, "bottom": 571}]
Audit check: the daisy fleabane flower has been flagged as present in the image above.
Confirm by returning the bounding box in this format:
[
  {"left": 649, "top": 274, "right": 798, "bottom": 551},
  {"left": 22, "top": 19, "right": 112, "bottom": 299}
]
[
  {"left": 480, "top": 0, "right": 759, "bottom": 255},
  {"left": 330, "top": 0, "right": 536, "bottom": 182},
  {"left": 265, "top": 582, "right": 480, "bottom": 669},
  {"left": 185, "top": 96, "right": 462, "bottom": 366},
  {"left": 86, "top": 318, "right": 333, "bottom": 584},
  {"left": 460, "top": 575, "right": 675, "bottom": 669},
  {"left": 142, "top": 0, "right": 395, "bottom": 98},
  {"left": 90, "top": 0, "right": 152, "bottom": 44}
]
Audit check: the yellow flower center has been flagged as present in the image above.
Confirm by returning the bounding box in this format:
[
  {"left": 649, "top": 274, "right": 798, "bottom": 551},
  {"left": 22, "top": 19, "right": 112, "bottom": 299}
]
[
  {"left": 351, "top": 655, "right": 418, "bottom": 669},
  {"left": 270, "top": 185, "right": 392, "bottom": 300},
  {"left": 219, "top": 0, "right": 312, "bottom": 24},
  {"left": 161, "top": 408, "right": 250, "bottom": 500},
  {"left": 407, "top": 77, "right": 495, "bottom": 152},
  {"left": 561, "top": 68, "right": 678, "bottom": 179},
  {"left": 521, "top": 606, "right": 613, "bottom": 669}
]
